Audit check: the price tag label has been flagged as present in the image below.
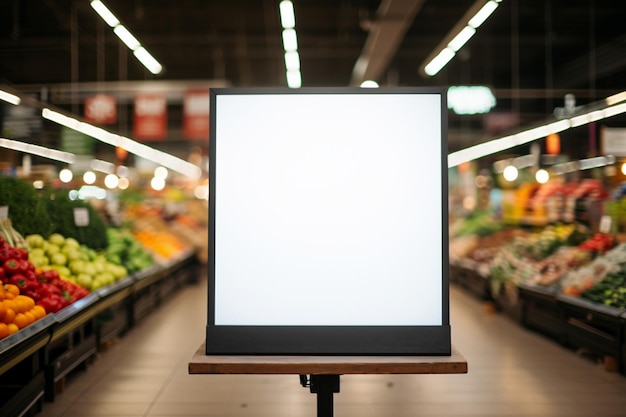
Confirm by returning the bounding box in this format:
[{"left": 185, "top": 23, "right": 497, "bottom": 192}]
[
  {"left": 599, "top": 215, "right": 612, "bottom": 234},
  {"left": 73, "top": 207, "right": 90, "bottom": 227},
  {"left": 0, "top": 206, "right": 8, "bottom": 220}
]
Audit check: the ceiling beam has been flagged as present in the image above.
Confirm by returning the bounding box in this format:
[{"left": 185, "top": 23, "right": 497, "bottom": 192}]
[{"left": 350, "top": 0, "right": 426, "bottom": 86}]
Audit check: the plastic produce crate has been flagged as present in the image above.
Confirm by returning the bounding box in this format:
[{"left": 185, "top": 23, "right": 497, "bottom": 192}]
[
  {"left": 518, "top": 283, "right": 565, "bottom": 343},
  {"left": 558, "top": 294, "right": 624, "bottom": 372}
]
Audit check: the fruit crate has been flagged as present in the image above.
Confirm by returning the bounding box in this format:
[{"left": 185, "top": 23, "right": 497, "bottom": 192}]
[
  {"left": 621, "top": 311, "right": 626, "bottom": 376},
  {"left": 45, "top": 295, "right": 100, "bottom": 401},
  {"left": 557, "top": 294, "right": 624, "bottom": 372},
  {"left": 0, "top": 370, "right": 45, "bottom": 417},
  {"left": 450, "top": 260, "right": 492, "bottom": 301},
  {"left": 518, "top": 283, "right": 565, "bottom": 343},
  {"left": 0, "top": 314, "right": 54, "bottom": 416},
  {"left": 490, "top": 280, "right": 523, "bottom": 322},
  {"left": 94, "top": 276, "right": 134, "bottom": 347}
]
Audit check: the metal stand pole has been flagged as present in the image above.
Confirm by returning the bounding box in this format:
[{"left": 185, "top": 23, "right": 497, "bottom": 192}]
[{"left": 300, "top": 374, "right": 340, "bottom": 417}]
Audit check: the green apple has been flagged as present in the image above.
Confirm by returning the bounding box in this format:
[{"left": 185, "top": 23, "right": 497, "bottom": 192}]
[
  {"left": 64, "top": 237, "right": 80, "bottom": 248},
  {"left": 29, "top": 254, "right": 49, "bottom": 268},
  {"left": 69, "top": 260, "right": 86, "bottom": 275},
  {"left": 48, "top": 233, "right": 65, "bottom": 246},
  {"left": 76, "top": 273, "right": 93, "bottom": 290},
  {"left": 53, "top": 265, "right": 71, "bottom": 279},
  {"left": 26, "top": 234, "right": 45, "bottom": 249},
  {"left": 51, "top": 252, "right": 67, "bottom": 266},
  {"left": 45, "top": 243, "right": 60, "bottom": 257}
]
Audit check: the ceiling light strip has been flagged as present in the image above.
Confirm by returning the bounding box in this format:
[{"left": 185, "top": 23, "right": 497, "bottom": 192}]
[
  {"left": 0, "top": 137, "right": 76, "bottom": 164},
  {"left": 279, "top": 1, "right": 301, "bottom": 88},
  {"left": 421, "top": 0, "right": 502, "bottom": 77},
  {"left": 0, "top": 89, "right": 21, "bottom": 105},
  {"left": 89, "top": 0, "right": 162, "bottom": 75},
  {"left": 448, "top": 93, "right": 626, "bottom": 168},
  {"left": 41, "top": 108, "right": 201, "bottom": 179}
]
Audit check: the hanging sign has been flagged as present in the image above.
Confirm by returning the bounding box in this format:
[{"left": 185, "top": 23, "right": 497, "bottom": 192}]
[
  {"left": 183, "top": 89, "right": 210, "bottom": 140},
  {"left": 84, "top": 94, "right": 117, "bottom": 125},
  {"left": 133, "top": 94, "right": 167, "bottom": 141}
]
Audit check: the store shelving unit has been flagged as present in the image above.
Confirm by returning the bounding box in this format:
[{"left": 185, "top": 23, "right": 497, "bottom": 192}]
[{"left": 0, "top": 251, "right": 200, "bottom": 417}]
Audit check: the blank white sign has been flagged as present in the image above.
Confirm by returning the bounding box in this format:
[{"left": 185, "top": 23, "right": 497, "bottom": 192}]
[{"left": 213, "top": 91, "right": 444, "bottom": 326}]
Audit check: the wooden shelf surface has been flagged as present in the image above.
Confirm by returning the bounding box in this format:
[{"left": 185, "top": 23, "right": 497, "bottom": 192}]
[{"left": 189, "top": 343, "right": 467, "bottom": 375}]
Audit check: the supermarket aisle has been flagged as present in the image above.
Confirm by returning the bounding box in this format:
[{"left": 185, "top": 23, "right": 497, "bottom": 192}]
[{"left": 36, "top": 273, "right": 626, "bottom": 417}]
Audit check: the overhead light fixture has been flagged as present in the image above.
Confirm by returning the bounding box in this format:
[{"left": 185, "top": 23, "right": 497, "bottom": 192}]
[
  {"left": 447, "top": 85, "right": 496, "bottom": 114},
  {"left": 0, "top": 137, "right": 76, "bottom": 164},
  {"left": 420, "top": 0, "right": 502, "bottom": 77},
  {"left": 278, "top": 1, "right": 301, "bottom": 88},
  {"left": 113, "top": 25, "right": 141, "bottom": 50},
  {"left": 282, "top": 29, "right": 298, "bottom": 52},
  {"left": 448, "top": 91, "right": 626, "bottom": 168},
  {"left": 360, "top": 80, "right": 379, "bottom": 88},
  {"left": 284, "top": 51, "right": 300, "bottom": 71},
  {"left": 279, "top": 0, "right": 296, "bottom": 29},
  {"left": 89, "top": 0, "right": 162, "bottom": 75},
  {"left": 0, "top": 89, "right": 21, "bottom": 105},
  {"left": 42, "top": 108, "right": 201, "bottom": 179}
]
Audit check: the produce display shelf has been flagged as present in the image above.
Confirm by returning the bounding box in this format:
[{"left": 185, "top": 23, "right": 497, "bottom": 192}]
[
  {"left": 621, "top": 311, "right": 626, "bottom": 375},
  {"left": 0, "top": 253, "right": 201, "bottom": 417},
  {"left": 0, "top": 315, "right": 55, "bottom": 377},
  {"left": 557, "top": 294, "right": 625, "bottom": 372},
  {"left": 517, "top": 283, "right": 565, "bottom": 343},
  {"left": 491, "top": 280, "right": 523, "bottom": 322},
  {"left": 450, "top": 261, "right": 492, "bottom": 301},
  {"left": 0, "top": 370, "right": 45, "bottom": 417}
]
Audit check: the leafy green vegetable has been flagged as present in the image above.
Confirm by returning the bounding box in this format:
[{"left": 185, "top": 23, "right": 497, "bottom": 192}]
[
  {"left": 40, "top": 188, "right": 109, "bottom": 250},
  {"left": 0, "top": 175, "right": 53, "bottom": 237}
]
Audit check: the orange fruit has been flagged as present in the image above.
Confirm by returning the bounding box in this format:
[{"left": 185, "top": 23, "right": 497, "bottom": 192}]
[
  {"left": 4, "top": 284, "right": 19, "bottom": 298},
  {"left": 23, "top": 311, "right": 35, "bottom": 325},
  {"left": 14, "top": 313, "right": 28, "bottom": 329},
  {"left": 2, "top": 307, "right": 15, "bottom": 325},
  {"left": 0, "top": 302, "right": 5, "bottom": 321},
  {"left": 16, "top": 295, "right": 35, "bottom": 311},
  {"left": 31, "top": 305, "right": 46, "bottom": 320},
  {"left": 7, "top": 323, "right": 19, "bottom": 335},
  {"left": 0, "top": 290, "right": 5, "bottom": 301},
  {"left": 0, "top": 323, "right": 8, "bottom": 339},
  {"left": 13, "top": 297, "right": 27, "bottom": 314}
]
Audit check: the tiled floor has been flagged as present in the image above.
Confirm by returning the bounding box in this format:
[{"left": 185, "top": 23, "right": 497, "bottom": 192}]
[{"left": 35, "top": 275, "right": 626, "bottom": 417}]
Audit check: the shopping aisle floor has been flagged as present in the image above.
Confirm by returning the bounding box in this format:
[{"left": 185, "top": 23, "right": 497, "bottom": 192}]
[{"left": 36, "top": 275, "right": 626, "bottom": 417}]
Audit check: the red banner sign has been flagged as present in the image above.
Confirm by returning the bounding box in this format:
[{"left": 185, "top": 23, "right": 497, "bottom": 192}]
[
  {"left": 133, "top": 94, "right": 167, "bottom": 141},
  {"left": 183, "top": 90, "right": 210, "bottom": 140},
  {"left": 84, "top": 94, "right": 117, "bottom": 125}
]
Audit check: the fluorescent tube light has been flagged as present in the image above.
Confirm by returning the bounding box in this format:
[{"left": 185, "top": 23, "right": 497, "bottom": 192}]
[
  {"left": 468, "top": 0, "right": 499, "bottom": 29},
  {"left": 606, "top": 91, "right": 626, "bottom": 106},
  {"left": 113, "top": 25, "right": 141, "bottom": 50},
  {"left": 0, "top": 138, "right": 76, "bottom": 164},
  {"left": 90, "top": 0, "right": 119, "bottom": 27},
  {"left": 42, "top": 108, "right": 200, "bottom": 178},
  {"left": 421, "top": 0, "right": 502, "bottom": 77},
  {"left": 282, "top": 29, "right": 298, "bottom": 52},
  {"left": 604, "top": 102, "right": 626, "bottom": 119},
  {"left": 286, "top": 70, "right": 302, "bottom": 88},
  {"left": 424, "top": 48, "right": 455, "bottom": 76},
  {"left": 448, "top": 26, "right": 476, "bottom": 52},
  {"left": 133, "top": 47, "right": 163, "bottom": 75},
  {"left": 279, "top": 1, "right": 296, "bottom": 29},
  {"left": 284, "top": 51, "right": 300, "bottom": 71},
  {"left": 0, "top": 90, "right": 20, "bottom": 105}
]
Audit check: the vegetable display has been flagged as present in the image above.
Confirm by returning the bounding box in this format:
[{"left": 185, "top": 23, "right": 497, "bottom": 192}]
[
  {"left": 0, "top": 175, "right": 53, "bottom": 237},
  {"left": 40, "top": 188, "right": 109, "bottom": 250},
  {"left": 25, "top": 233, "right": 128, "bottom": 291}
]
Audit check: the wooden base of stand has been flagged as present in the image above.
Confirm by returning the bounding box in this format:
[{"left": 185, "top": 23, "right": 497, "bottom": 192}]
[{"left": 189, "top": 343, "right": 467, "bottom": 417}]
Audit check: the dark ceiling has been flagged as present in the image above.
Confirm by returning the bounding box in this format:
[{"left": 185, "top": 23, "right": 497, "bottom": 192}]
[{"left": 1, "top": 0, "right": 625, "bottom": 154}]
